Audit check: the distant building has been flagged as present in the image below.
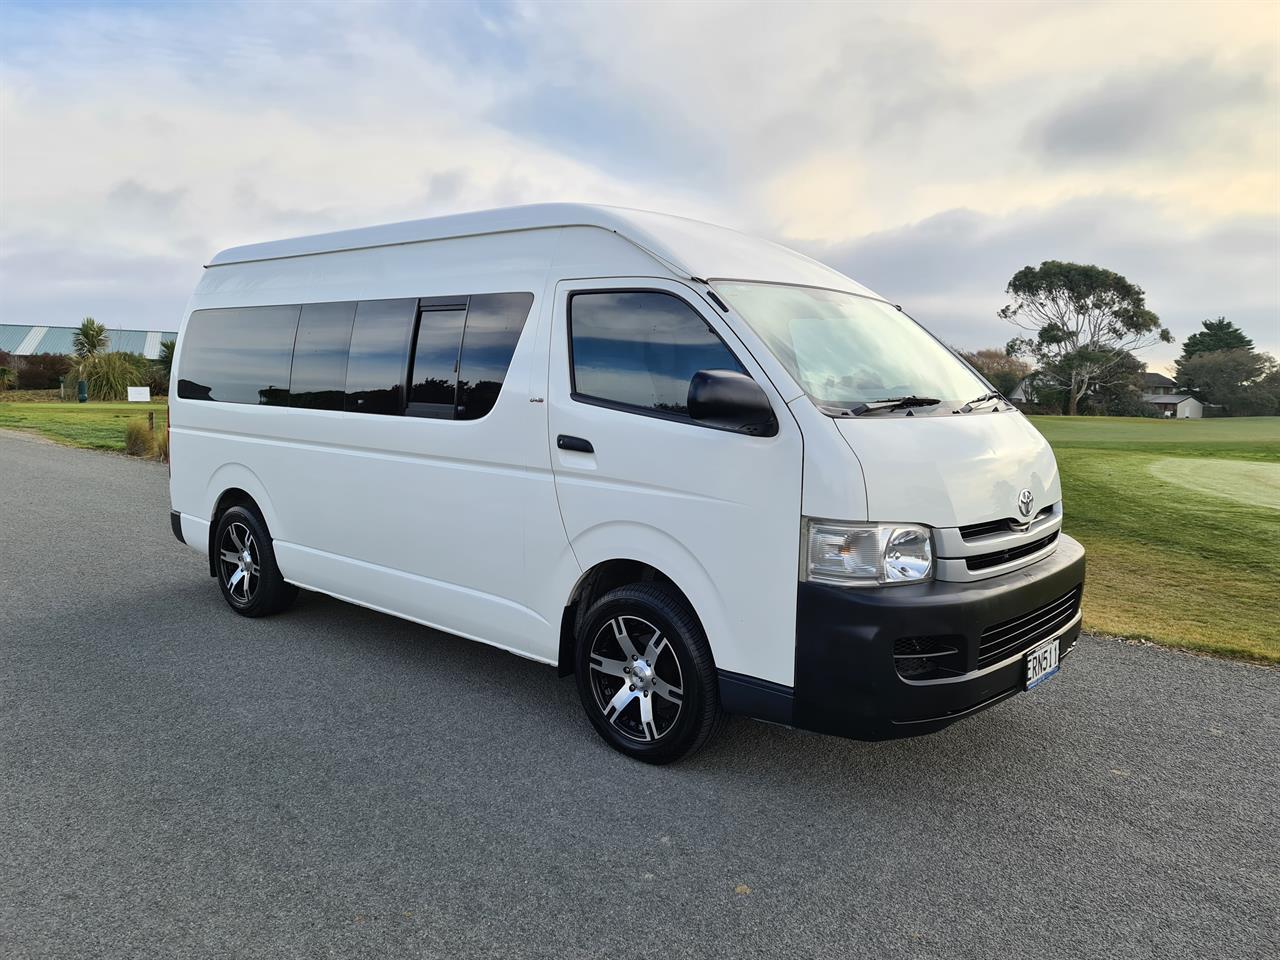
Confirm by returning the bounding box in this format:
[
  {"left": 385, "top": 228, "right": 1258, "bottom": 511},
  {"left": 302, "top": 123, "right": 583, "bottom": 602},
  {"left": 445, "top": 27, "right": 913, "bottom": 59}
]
[
  {"left": 1008, "top": 373, "right": 1052, "bottom": 405},
  {"left": 1010, "top": 369, "right": 1208, "bottom": 418},
  {"left": 1140, "top": 372, "right": 1204, "bottom": 418},
  {"left": 0, "top": 323, "right": 177, "bottom": 360}
]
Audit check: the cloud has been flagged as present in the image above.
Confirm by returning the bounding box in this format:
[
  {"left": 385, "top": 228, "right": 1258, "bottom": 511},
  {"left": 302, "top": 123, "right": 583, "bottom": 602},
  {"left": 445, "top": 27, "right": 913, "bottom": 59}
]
[
  {"left": 801, "top": 197, "right": 1280, "bottom": 370},
  {"left": 1032, "top": 58, "right": 1275, "bottom": 162},
  {"left": 105, "top": 179, "right": 186, "bottom": 225}
]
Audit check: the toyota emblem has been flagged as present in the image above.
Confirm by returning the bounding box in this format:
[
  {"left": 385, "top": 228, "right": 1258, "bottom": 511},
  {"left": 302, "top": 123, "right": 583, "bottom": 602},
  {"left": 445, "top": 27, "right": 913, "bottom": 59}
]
[{"left": 1017, "top": 489, "right": 1035, "bottom": 518}]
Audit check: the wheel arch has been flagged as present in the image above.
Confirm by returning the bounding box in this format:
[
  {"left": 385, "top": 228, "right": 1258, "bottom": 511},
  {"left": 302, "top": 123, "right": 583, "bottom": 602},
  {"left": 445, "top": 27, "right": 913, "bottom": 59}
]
[
  {"left": 556, "top": 531, "right": 728, "bottom": 678},
  {"left": 204, "top": 469, "right": 279, "bottom": 577}
]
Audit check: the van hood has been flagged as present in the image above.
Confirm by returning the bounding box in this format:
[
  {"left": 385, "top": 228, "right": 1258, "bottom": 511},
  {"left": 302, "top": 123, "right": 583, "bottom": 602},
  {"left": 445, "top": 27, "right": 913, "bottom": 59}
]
[{"left": 832, "top": 411, "right": 1060, "bottom": 528}]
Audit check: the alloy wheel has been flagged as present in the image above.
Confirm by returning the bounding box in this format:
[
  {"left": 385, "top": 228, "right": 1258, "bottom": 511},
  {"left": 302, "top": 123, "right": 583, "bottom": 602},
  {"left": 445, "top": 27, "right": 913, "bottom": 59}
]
[
  {"left": 218, "top": 521, "right": 259, "bottom": 604},
  {"left": 587, "top": 615, "right": 684, "bottom": 743}
]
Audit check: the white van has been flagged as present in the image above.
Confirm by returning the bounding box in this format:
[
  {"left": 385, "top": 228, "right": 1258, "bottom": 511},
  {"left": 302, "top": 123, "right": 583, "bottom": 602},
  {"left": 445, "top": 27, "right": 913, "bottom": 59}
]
[{"left": 169, "top": 204, "right": 1085, "bottom": 763}]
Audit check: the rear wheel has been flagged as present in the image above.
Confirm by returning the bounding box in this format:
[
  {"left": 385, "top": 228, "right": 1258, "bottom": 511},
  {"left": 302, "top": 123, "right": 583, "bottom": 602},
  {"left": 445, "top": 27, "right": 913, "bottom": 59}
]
[
  {"left": 213, "top": 505, "right": 297, "bottom": 617},
  {"left": 575, "top": 583, "right": 721, "bottom": 764}
]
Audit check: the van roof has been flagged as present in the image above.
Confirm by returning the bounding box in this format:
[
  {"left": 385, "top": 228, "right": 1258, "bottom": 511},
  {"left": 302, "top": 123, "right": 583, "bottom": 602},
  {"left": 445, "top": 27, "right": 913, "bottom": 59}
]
[{"left": 206, "top": 203, "right": 878, "bottom": 298}]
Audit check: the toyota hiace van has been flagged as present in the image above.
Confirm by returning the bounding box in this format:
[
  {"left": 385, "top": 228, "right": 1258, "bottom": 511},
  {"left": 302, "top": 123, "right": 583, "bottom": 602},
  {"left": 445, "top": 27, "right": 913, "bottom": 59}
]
[{"left": 169, "top": 204, "right": 1085, "bottom": 762}]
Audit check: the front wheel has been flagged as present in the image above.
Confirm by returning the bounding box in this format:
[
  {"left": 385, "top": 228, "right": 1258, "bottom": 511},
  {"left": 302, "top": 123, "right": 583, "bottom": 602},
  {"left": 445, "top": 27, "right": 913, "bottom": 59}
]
[
  {"left": 213, "top": 505, "right": 298, "bottom": 617},
  {"left": 574, "top": 583, "right": 721, "bottom": 764}
]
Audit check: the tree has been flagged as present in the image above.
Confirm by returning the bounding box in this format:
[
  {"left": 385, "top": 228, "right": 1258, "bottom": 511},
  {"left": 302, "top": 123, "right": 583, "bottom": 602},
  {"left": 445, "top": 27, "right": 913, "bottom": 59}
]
[
  {"left": 1001, "top": 261, "right": 1172, "bottom": 416},
  {"left": 956, "top": 348, "right": 1031, "bottom": 396},
  {"left": 1180, "top": 318, "right": 1253, "bottom": 361},
  {"left": 0, "top": 366, "right": 14, "bottom": 391},
  {"left": 1176, "top": 348, "right": 1279, "bottom": 416},
  {"left": 148, "top": 339, "right": 177, "bottom": 397},
  {"left": 158, "top": 339, "right": 176, "bottom": 378},
  {"left": 73, "top": 317, "right": 109, "bottom": 358},
  {"left": 1083, "top": 350, "right": 1150, "bottom": 417}
]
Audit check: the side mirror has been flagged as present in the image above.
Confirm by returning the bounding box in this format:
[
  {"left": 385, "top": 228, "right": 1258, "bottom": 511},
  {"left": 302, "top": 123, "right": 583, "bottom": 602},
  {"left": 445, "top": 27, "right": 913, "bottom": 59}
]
[{"left": 687, "top": 369, "right": 779, "bottom": 437}]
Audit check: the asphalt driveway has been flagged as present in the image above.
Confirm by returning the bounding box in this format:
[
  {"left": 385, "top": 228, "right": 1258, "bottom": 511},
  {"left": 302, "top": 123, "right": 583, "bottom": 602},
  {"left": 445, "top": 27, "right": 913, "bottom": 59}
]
[{"left": 1, "top": 430, "right": 1276, "bottom": 959}]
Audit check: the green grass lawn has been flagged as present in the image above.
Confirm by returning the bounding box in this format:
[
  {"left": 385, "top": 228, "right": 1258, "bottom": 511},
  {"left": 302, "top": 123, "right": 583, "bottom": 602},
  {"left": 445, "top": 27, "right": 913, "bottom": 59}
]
[
  {"left": 1030, "top": 416, "right": 1280, "bottom": 663},
  {"left": 0, "top": 400, "right": 169, "bottom": 450}
]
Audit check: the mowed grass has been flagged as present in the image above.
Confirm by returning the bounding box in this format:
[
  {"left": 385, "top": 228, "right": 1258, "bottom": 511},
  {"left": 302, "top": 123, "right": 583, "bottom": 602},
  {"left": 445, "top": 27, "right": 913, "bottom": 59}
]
[
  {"left": 1030, "top": 416, "right": 1280, "bottom": 663},
  {"left": 0, "top": 400, "right": 169, "bottom": 451}
]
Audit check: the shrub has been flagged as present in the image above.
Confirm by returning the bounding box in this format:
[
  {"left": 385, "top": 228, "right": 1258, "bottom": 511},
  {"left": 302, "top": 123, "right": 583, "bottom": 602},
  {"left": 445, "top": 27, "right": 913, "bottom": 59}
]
[
  {"left": 154, "top": 423, "right": 169, "bottom": 462},
  {"left": 0, "top": 366, "right": 14, "bottom": 391},
  {"left": 145, "top": 363, "right": 169, "bottom": 397},
  {"left": 16, "top": 352, "right": 73, "bottom": 390},
  {"left": 124, "top": 418, "right": 154, "bottom": 457},
  {"left": 69, "top": 351, "right": 151, "bottom": 401}
]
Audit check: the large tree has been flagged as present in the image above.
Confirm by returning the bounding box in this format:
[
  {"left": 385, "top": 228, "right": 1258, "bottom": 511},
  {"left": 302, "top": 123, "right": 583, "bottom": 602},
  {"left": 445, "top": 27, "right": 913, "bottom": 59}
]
[
  {"left": 1001, "top": 261, "right": 1172, "bottom": 415},
  {"left": 1180, "top": 317, "right": 1253, "bottom": 361},
  {"left": 956, "top": 348, "right": 1031, "bottom": 396},
  {"left": 1176, "top": 348, "right": 1278, "bottom": 416}
]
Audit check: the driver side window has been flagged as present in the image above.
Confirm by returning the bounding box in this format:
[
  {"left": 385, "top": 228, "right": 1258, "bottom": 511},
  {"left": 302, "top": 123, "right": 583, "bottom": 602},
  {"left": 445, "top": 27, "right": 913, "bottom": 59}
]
[{"left": 569, "top": 290, "right": 744, "bottom": 417}]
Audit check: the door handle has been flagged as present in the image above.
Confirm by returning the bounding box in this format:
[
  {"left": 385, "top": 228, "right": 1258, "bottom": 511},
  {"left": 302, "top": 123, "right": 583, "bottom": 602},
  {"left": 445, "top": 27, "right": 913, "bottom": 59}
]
[{"left": 557, "top": 434, "right": 594, "bottom": 453}]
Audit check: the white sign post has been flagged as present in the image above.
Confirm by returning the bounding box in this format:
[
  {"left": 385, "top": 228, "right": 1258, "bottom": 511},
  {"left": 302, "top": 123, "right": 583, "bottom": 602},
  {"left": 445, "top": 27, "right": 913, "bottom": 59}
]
[{"left": 127, "top": 386, "right": 151, "bottom": 403}]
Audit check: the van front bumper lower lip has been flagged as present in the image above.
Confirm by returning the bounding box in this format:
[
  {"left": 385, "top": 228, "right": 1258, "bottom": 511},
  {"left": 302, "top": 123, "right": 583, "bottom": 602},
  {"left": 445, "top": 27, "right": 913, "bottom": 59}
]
[{"left": 717, "top": 534, "right": 1086, "bottom": 741}]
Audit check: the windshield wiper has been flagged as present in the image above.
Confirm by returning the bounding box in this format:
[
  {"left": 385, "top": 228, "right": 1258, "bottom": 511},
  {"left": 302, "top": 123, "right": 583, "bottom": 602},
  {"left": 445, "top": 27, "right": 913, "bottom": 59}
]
[
  {"left": 957, "top": 392, "right": 1006, "bottom": 413},
  {"left": 828, "top": 396, "right": 942, "bottom": 417}
]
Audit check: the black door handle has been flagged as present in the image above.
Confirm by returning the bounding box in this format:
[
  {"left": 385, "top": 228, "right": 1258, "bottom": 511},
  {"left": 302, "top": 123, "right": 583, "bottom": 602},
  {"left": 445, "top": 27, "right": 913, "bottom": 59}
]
[{"left": 557, "top": 434, "right": 594, "bottom": 453}]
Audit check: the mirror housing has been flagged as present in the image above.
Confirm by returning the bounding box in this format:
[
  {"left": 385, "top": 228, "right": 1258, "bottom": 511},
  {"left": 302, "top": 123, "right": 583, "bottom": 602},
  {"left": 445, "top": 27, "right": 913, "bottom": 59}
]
[{"left": 687, "top": 370, "right": 779, "bottom": 437}]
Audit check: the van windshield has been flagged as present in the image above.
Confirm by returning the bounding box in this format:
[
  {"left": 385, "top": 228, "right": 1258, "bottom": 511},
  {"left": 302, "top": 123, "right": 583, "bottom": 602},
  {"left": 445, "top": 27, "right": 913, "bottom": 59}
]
[{"left": 713, "top": 281, "right": 987, "bottom": 413}]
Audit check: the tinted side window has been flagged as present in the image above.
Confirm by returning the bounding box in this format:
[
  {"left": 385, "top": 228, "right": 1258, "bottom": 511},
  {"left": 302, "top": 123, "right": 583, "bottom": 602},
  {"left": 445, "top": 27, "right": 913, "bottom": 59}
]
[
  {"left": 407, "top": 306, "right": 466, "bottom": 419},
  {"left": 344, "top": 298, "right": 416, "bottom": 415},
  {"left": 570, "top": 291, "right": 744, "bottom": 416},
  {"left": 456, "top": 293, "right": 534, "bottom": 420},
  {"left": 177, "top": 305, "right": 300, "bottom": 405},
  {"left": 289, "top": 301, "right": 355, "bottom": 411}
]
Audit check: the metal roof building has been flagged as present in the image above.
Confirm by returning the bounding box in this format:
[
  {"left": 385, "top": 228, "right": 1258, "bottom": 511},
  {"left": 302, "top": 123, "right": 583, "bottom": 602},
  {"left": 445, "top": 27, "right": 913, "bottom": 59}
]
[{"left": 0, "top": 324, "right": 178, "bottom": 360}]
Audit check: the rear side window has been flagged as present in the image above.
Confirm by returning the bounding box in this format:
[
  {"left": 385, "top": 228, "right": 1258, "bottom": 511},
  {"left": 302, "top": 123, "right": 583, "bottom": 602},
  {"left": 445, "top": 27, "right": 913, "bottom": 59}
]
[
  {"left": 176, "top": 291, "right": 533, "bottom": 419},
  {"left": 456, "top": 293, "right": 535, "bottom": 420},
  {"left": 344, "top": 298, "right": 417, "bottom": 415},
  {"left": 569, "top": 291, "right": 744, "bottom": 416},
  {"left": 407, "top": 304, "right": 467, "bottom": 419},
  {"left": 178, "top": 305, "right": 301, "bottom": 405},
  {"left": 289, "top": 301, "right": 355, "bottom": 411}
]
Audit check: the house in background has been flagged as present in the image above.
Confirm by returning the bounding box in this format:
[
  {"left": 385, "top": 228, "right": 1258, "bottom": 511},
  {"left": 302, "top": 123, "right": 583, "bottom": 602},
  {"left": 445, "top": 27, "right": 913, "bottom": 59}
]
[
  {"left": 1009, "top": 370, "right": 1207, "bottom": 418},
  {"left": 1140, "top": 372, "right": 1204, "bottom": 419}
]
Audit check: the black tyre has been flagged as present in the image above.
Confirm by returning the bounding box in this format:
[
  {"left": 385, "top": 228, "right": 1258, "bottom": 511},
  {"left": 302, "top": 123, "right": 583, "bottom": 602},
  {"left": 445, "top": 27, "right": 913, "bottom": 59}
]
[
  {"left": 213, "top": 505, "right": 298, "bottom": 618},
  {"left": 574, "top": 583, "right": 721, "bottom": 764}
]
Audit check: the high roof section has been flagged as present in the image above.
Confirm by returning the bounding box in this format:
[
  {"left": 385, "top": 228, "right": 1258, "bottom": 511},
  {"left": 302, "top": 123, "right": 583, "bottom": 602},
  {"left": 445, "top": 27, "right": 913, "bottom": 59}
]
[{"left": 207, "top": 203, "right": 881, "bottom": 300}]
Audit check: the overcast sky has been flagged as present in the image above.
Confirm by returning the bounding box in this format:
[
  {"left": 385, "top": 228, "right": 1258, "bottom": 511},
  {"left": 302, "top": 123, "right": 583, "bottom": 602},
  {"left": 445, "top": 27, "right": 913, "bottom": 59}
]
[{"left": 2, "top": 0, "right": 1277, "bottom": 371}]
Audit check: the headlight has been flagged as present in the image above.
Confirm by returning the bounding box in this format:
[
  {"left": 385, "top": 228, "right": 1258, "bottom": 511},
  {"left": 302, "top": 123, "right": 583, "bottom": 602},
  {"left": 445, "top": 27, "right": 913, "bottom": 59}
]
[{"left": 803, "top": 519, "right": 933, "bottom": 586}]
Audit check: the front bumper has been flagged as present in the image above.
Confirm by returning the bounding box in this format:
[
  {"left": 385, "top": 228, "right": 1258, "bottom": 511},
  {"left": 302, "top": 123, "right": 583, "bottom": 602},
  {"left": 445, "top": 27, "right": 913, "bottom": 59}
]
[{"left": 719, "top": 534, "right": 1086, "bottom": 740}]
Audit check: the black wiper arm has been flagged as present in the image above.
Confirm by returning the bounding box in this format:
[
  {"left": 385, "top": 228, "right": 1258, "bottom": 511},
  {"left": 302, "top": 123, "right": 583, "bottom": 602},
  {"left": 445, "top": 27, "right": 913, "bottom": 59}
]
[{"left": 845, "top": 396, "right": 942, "bottom": 416}]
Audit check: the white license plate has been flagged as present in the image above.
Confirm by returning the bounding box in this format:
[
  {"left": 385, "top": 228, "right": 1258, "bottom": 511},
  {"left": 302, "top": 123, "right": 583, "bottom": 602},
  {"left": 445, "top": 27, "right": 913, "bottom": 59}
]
[{"left": 1025, "top": 637, "right": 1060, "bottom": 690}]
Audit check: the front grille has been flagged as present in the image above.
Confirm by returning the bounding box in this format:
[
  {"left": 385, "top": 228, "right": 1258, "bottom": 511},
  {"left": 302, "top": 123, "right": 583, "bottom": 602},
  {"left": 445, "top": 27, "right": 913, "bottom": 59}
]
[
  {"left": 893, "top": 635, "right": 965, "bottom": 681},
  {"left": 977, "top": 586, "right": 1081, "bottom": 668},
  {"left": 966, "top": 531, "right": 1059, "bottom": 571},
  {"left": 959, "top": 505, "right": 1055, "bottom": 541}
]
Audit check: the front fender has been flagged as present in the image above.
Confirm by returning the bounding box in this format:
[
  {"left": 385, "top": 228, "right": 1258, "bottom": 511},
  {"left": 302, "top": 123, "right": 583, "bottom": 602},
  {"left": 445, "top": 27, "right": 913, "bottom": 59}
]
[{"left": 564, "top": 520, "right": 734, "bottom": 666}]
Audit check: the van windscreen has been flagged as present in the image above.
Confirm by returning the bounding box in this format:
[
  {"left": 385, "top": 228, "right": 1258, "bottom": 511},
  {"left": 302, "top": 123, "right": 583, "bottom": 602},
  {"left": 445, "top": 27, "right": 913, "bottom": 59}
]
[{"left": 713, "top": 282, "right": 986, "bottom": 412}]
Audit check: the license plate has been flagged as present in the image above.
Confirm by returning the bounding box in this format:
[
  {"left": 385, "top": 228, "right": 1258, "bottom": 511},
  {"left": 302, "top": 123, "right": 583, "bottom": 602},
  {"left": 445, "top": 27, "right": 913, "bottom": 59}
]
[{"left": 1025, "top": 637, "right": 1060, "bottom": 690}]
